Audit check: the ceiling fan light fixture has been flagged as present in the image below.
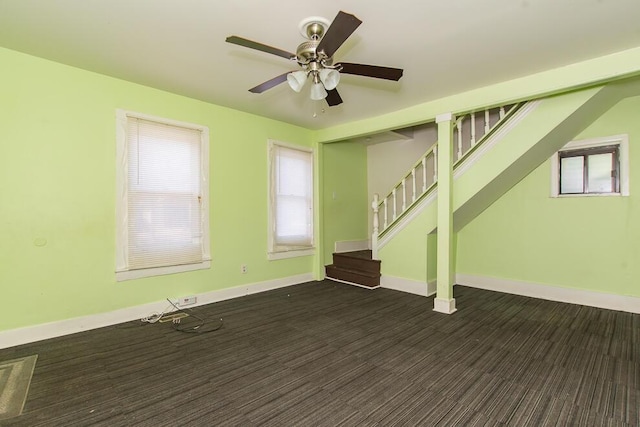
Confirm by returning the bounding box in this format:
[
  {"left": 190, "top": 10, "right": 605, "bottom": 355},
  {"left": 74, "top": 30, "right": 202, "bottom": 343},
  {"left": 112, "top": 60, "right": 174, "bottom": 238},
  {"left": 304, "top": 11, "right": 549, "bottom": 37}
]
[
  {"left": 287, "top": 70, "right": 307, "bottom": 92},
  {"left": 319, "top": 68, "right": 340, "bottom": 90},
  {"left": 310, "top": 82, "right": 328, "bottom": 100}
]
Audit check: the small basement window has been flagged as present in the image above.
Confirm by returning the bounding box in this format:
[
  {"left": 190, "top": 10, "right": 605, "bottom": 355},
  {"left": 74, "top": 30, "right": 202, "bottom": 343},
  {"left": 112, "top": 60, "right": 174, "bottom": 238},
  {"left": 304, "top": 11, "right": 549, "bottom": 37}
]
[{"left": 551, "top": 135, "right": 629, "bottom": 197}]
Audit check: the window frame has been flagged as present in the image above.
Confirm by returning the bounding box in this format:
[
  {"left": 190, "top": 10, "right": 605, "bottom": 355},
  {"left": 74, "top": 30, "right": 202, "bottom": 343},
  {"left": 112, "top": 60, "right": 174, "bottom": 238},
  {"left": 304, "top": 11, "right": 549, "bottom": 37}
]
[
  {"left": 115, "top": 109, "right": 210, "bottom": 281},
  {"left": 267, "top": 139, "right": 315, "bottom": 260},
  {"left": 550, "top": 134, "right": 629, "bottom": 198}
]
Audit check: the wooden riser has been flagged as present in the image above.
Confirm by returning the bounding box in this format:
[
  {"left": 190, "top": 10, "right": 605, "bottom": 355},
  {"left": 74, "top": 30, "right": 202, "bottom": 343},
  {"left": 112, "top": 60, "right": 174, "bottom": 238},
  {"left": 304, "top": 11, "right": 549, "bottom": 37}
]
[
  {"left": 332, "top": 252, "right": 381, "bottom": 275},
  {"left": 325, "top": 264, "right": 380, "bottom": 288}
]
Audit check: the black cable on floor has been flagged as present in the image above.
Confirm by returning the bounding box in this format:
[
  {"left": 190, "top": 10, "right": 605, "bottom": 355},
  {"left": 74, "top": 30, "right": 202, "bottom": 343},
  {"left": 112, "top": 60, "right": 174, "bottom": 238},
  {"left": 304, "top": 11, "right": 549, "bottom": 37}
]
[{"left": 165, "top": 298, "right": 224, "bottom": 334}]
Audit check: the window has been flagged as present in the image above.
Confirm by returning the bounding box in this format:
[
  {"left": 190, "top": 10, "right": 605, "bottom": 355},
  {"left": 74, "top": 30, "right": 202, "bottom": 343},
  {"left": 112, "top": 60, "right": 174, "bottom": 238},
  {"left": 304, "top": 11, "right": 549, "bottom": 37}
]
[
  {"left": 551, "top": 135, "right": 629, "bottom": 197},
  {"left": 268, "top": 140, "right": 314, "bottom": 259},
  {"left": 116, "top": 110, "right": 210, "bottom": 281}
]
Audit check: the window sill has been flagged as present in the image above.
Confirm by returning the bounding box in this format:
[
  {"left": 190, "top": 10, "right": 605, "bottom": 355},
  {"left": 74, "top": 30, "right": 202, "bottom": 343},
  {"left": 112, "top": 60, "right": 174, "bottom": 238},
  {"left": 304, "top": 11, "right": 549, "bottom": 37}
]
[
  {"left": 116, "top": 260, "right": 211, "bottom": 282},
  {"left": 551, "top": 192, "right": 626, "bottom": 198},
  {"left": 268, "top": 248, "right": 315, "bottom": 260}
]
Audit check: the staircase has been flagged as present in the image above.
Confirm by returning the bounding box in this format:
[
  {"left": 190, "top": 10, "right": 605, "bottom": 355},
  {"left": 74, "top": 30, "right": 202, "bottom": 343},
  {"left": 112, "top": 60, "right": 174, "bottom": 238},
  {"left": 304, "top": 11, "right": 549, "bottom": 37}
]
[{"left": 325, "top": 250, "right": 381, "bottom": 288}]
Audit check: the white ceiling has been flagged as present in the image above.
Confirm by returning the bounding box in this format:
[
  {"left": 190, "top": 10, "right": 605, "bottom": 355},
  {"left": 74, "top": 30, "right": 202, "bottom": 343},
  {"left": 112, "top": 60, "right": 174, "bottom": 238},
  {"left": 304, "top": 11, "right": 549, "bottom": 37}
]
[{"left": 1, "top": 0, "right": 640, "bottom": 130}]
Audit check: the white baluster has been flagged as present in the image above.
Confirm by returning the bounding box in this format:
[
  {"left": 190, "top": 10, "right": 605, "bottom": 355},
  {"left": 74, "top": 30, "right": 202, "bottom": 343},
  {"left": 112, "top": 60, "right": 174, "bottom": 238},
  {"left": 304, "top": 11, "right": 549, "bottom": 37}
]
[
  {"left": 383, "top": 198, "right": 388, "bottom": 229},
  {"left": 422, "top": 157, "right": 427, "bottom": 192},
  {"left": 499, "top": 106, "right": 506, "bottom": 119},
  {"left": 371, "top": 193, "right": 379, "bottom": 259},
  {"left": 411, "top": 169, "right": 416, "bottom": 202},
  {"left": 433, "top": 146, "right": 438, "bottom": 182},
  {"left": 484, "top": 109, "right": 490, "bottom": 134},
  {"left": 456, "top": 117, "right": 463, "bottom": 159},
  {"left": 392, "top": 188, "right": 397, "bottom": 220},
  {"left": 470, "top": 112, "right": 476, "bottom": 147},
  {"left": 401, "top": 179, "right": 407, "bottom": 211}
]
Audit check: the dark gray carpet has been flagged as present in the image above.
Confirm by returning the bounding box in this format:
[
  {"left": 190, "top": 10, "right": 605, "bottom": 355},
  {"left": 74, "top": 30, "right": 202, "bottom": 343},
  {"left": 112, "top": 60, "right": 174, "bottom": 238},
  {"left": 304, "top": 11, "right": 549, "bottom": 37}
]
[{"left": 0, "top": 281, "right": 638, "bottom": 426}]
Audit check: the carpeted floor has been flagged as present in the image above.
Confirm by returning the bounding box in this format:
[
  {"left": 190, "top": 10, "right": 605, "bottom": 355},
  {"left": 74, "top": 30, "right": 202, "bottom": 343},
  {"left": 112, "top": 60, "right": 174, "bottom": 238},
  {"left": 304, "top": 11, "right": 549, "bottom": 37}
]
[{"left": 0, "top": 281, "right": 638, "bottom": 426}]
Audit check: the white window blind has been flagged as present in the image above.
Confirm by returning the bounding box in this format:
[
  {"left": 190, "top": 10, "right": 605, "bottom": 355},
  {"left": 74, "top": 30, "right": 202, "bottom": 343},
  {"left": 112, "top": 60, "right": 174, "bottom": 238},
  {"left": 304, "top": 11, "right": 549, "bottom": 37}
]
[
  {"left": 269, "top": 142, "right": 314, "bottom": 254},
  {"left": 116, "top": 110, "right": 210, "bottom": 279}
]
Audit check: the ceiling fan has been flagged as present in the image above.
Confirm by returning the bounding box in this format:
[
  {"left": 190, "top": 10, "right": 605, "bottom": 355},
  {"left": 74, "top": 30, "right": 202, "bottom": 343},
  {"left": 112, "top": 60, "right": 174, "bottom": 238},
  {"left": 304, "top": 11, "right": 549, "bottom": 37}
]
[{"left": 225, "top": 11, "right": 403, "bottom": 107}]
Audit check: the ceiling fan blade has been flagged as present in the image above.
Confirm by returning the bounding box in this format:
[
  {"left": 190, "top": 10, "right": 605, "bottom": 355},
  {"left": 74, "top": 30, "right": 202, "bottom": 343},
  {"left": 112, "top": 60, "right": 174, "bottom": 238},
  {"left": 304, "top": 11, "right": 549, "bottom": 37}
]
[
  {"left": 337, "top": 62, "right": 404, "bottom": 81},
  {"left": 316, "top": 11, "right": 362, "bottom": 58},
  {"left": 226, "top": 36, "right": 296, "bottom": 61},
  {"left": 249, "top": 72, "right": 290, "bottom": 94},
  {"left": 325, "top": 89, "right": 343, "bottom": 106}
]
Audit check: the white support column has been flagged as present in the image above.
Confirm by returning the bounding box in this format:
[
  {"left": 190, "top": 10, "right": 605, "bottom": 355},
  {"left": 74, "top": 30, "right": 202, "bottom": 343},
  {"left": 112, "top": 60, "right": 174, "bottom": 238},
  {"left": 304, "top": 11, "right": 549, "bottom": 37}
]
[{"left": 434, "top": 112, "right": 457, "bottom": 314}]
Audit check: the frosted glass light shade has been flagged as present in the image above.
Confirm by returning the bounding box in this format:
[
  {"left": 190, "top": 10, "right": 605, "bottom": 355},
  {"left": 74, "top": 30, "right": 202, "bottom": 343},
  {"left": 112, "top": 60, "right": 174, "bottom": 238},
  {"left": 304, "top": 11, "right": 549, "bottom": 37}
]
[
  {"left": 319, "top": 69, "right": 340, "bottom": 90},
  {"left": 310, "top": 82, "right": 327, "bottom": 100},
  {"left": 287, "top": 71, "right": 307, "bottom": 92}
]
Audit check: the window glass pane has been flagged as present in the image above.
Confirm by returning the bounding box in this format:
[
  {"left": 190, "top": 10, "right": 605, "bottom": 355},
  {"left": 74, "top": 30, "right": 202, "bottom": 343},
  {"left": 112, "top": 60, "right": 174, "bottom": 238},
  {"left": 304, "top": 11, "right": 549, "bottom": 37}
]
[
  {"left": 560, "top": 156, "right": 584, "bottom": 194},
  {"left": 126, "top": 118, "right": 203, "bottom": 269},
  {"left": 270, "top": 144, "right": 314, "bottom": 249},
  {"left": 587, "top": 153, "right": 613, "bottom": 193}
]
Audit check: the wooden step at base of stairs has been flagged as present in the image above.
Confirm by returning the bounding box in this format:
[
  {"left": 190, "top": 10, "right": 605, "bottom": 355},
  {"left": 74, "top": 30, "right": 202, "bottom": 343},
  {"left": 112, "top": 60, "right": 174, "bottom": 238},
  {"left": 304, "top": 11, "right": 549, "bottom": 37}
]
[
  {"left": 332, "top": 250, "right": 381, "bottom": 275},
  {"left": 325, "top": 264, "right": 380, "bottom": 288}
]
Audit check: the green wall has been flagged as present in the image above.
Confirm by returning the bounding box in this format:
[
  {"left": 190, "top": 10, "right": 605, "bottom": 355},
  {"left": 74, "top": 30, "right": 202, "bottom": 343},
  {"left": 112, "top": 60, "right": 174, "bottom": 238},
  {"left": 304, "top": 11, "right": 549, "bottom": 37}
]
[
  {"left": 0, "top": 47, "right": 315, "bottom": 331},
  {"left": 321, "top": 141, "right": 368, "bottom": 263},
  {"left": 457, "top": 96, "right": 640, "bottom": 298}
]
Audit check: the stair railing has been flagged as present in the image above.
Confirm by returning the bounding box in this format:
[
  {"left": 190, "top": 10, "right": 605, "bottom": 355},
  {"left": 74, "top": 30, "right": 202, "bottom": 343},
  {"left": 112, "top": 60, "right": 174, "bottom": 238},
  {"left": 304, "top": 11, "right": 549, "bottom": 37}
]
[{"left": 371, "top": 102, "right": 523, "bottom": 258}]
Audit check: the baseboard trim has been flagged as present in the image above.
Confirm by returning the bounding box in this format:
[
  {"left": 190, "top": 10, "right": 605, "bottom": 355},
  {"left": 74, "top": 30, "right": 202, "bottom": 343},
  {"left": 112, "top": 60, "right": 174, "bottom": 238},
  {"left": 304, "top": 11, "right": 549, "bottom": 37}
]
[
  {"left": 381, "top": 275, "right": 436, "bottom": 297},
  {"left": 334, "top": 240, "right": 370, "bottom": 253},
  {"left": 326, "top": 277, "right": 380, "bottom": 290},
  {"left": 456, "top": 274, "right": 640, "bottom": 314},
  {"left": 0, "top": 273, "right": 314, "bottom": 350}
]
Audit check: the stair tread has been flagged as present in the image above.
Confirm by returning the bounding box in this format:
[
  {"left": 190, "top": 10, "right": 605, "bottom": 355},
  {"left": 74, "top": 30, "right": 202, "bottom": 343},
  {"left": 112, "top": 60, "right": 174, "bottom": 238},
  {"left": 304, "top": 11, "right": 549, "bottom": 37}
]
[
  {"left": 326, "top": 264, "right": 380, "bottom": 278},
  {"left": 333, "top": 250, "right": 379, "bottom": 262}
]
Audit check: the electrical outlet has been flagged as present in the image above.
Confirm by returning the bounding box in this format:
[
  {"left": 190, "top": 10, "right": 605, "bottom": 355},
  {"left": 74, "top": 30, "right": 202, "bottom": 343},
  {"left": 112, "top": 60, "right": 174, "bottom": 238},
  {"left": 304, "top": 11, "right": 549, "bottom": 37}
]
[
  {"left": 177, "top": 296, "right": 197, "bottom": 307},
  {"left": 241, "top": 264, "right": 247, "bottom": 274}
]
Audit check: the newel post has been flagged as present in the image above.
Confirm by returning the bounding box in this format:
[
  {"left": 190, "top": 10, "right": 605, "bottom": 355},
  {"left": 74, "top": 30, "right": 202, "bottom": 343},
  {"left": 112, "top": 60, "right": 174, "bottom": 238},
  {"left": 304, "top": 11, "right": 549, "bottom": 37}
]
[{"left": 371, "top": 193, "right": 379, "bottom": 259}]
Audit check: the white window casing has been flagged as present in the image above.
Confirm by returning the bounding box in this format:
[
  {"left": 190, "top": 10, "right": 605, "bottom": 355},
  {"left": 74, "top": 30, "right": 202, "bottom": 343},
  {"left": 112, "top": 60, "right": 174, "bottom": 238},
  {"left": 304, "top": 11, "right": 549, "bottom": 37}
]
[
  {"left": 550, "top": 134, "right": 629, "bottom": 198},
  {"left": 267, "top": 140, "right": 315, "bottom": 260},
  {"left": 116, "top": 110, "right": 210, "bottom": 281}
]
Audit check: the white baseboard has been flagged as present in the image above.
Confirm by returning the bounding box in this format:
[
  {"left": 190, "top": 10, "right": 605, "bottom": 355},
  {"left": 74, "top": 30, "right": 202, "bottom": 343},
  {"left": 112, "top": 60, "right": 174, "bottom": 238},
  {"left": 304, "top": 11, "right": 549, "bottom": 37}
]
[
  {"left": 456, "top": 274, "right": 640, "bottom": 314},
  {"left": 325, "top": 277, "right": 380, "bottom": 290},
  {"left": 381, "top": 275, "right": 436, "bottom": 297},
  {"left": 334, "top": 240, "right": 369, "bottom": 253},
  {"left": 0, "top": 273, "right": 314, "bottom": 350}
]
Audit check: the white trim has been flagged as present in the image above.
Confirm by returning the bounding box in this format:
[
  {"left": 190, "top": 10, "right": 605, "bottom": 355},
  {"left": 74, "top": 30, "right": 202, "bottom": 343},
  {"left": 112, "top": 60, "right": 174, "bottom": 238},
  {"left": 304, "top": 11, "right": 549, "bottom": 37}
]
[
  {"left": 378, "top": 189, "right": 438, "bottom": 249},
  {"left": 550, "top": 134, "right": 629, "bottom": 197},
  {"left": 436, "top": 112, "right": 454, "bottom": 123},
  {"left": 115, "top": 109, "right": 211, "bottom": 277},
  {"left": 454, "top": 100, "right": 542, "bottom": 178},
  {"left": 267, "top": 248, "right": 315, "bottom": 260},
  {"left": 334, "top": 240, "right": 369, "bottom": 253},
  {"left": 456, "top": 274, "right": 640, "bottom": 314},
  {"left": 116, "top": 260, "right": 211, "bottom": 281},
  {"left": 433, "top": 298, "right": 457, "bottom": 314},
  {"left": 378, "top": 101, "right": 540, "bottom": 251},
  {"left": 267, "top": 139, "right": 316, "bottom": 258},
  {"left": 0, "top": 273, "right": 313, "bottom": 350},
  {"left": 381, "top": 275, "right": 436, "bottom": 297},
  {"left": 325, "top": 277, "right": 380, "bottom": 290}
]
